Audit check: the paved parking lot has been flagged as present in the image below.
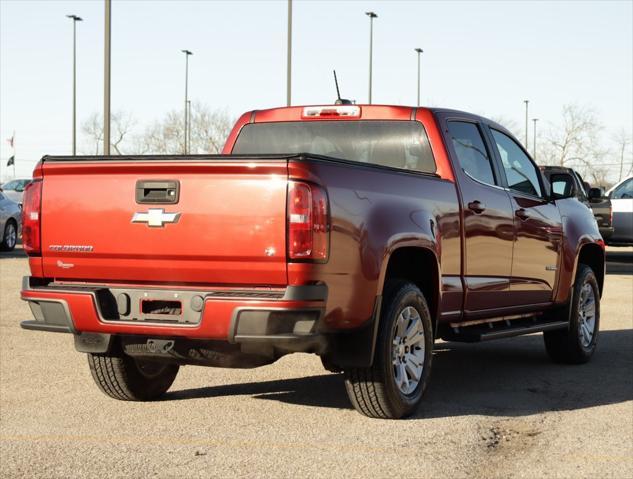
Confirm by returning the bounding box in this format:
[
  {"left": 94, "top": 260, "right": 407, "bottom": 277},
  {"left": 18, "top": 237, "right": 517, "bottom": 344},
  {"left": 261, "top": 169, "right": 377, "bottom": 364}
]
[{"left": 1, "top": 246, "right": 631, "bottom": 478}]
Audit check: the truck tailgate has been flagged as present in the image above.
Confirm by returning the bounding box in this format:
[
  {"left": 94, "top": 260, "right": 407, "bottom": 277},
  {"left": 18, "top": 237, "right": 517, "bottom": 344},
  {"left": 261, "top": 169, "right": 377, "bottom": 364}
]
[{"left": 40, "top": 159, "right": 288, "bottom": 285}]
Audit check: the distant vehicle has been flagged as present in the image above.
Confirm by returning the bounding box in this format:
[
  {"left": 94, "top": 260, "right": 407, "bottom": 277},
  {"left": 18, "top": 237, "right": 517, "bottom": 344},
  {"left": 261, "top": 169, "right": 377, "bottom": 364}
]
[
  {"left": 0, "top": 178, "right": 32, "bottom": 207},
  {"left": 541, "top": 166, "right": 613, "bottom": 241},
  {"left": 0, "top": 188, "right": 21, "bottom": 251},
  {"left": 607, "top": 176, "right": 633, "bottom": 245}
]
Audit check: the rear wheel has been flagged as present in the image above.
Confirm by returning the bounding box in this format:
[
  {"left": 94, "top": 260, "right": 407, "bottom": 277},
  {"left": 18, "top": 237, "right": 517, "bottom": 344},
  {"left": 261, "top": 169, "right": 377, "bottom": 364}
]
[
  {"left": 344, "top": 280, "right": 434, "bottom": 419},
  {"left": 88, "top": 350, "right": 179, "bottom": 401},
  {"left": 544, "top": 264, "right": 600, "bottom": 364},
  {"left": 1, "top": 220, "right": 17, "bottom": 251},
  {"left": 320, "top": 355, "right": 342, "bottom": 373}
]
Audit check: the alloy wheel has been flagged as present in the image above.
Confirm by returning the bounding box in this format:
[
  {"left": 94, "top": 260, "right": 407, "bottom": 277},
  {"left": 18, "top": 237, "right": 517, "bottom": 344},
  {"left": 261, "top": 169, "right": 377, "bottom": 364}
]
[
  {"left": 4, "top": 223, "right": 16, "bottom": 249},
  {"left": 578, "top": 283, "right": 596, "bottom": 348},
  {"left": 392, "top": 306, "right": 425, "bottom": 395}
]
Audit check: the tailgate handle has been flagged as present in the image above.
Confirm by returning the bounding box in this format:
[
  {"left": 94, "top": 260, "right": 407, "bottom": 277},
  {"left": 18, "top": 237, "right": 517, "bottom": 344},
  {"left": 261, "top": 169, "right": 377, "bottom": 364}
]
[{"left": 136, "top": 180, "right": 180, "bottom": 204}]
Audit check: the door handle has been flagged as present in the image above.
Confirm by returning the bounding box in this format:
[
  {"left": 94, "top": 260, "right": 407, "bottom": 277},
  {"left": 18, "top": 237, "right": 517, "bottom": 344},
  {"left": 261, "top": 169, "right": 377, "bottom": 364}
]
[
  {"left": 135, "top": 180, "right": 180, "bottom": 204},
  {"left": 467, "top": 201, "right": 485, "bottom": 214},
  {"left": 515, "top": 208, "right": 529, "bottom": 220}
]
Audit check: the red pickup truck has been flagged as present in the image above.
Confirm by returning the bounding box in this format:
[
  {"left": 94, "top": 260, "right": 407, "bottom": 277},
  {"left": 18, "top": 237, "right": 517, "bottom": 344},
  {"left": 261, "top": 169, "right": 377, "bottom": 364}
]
[{"left": 20, "top": 104, "right": 605, "bottom": 419}]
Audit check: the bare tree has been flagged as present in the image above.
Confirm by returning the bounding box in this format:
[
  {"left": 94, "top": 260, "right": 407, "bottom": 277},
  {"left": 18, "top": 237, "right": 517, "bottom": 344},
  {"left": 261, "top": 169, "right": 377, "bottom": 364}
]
[
  {"left": 190, "top": 105, "right": 233, "bottom": 154},
  {"left": 81, "top": 111, "right": 136, "bottom": 155},
  {"left": 140, "top": 103, "right": 233, "bottom": 155},
  {"left": 540, "top": 104, "right": 604, "bottom": 168},
  {"left": 81, "top": 112, "right": 103, "bottom": 155},
  {"left": 140, "top": 110, "right": 183, "bottom": 155},
  {"left": 612, "top": 128, "right": 633, "bottom": 180}
]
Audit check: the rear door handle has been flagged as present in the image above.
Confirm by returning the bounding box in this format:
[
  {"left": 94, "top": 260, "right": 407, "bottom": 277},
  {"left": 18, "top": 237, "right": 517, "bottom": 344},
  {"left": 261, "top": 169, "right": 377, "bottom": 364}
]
[
  {"left": 468, "top": 201, "right": 485, "bottom": 214},
  {"left": 515, "top": 208, "right": 529, "bottom": 220}
]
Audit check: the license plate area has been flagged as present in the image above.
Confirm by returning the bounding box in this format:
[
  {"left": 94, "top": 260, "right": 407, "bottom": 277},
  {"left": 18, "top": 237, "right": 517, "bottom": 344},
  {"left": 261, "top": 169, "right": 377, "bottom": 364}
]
[
  {"left": 141, "top": 299, "right": 182, "bottom": 316},
  {"left": 96, "top": 289, "right": 203, "bottom": 325}
]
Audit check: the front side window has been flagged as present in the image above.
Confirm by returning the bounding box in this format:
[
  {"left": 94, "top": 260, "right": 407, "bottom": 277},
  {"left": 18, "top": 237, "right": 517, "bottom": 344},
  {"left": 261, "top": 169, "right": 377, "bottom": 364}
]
[
  {"left": 233, "top": 120, "right": 437, "bottom": 174},
  {"left": 447, "top": 121, "right": 496, "bottom": 185},
  {"left": 491, "top": 129, "right": 543, "bottom": 197},
  {"left": 612, "top": 178, "right": 633, "bottom": 199}
]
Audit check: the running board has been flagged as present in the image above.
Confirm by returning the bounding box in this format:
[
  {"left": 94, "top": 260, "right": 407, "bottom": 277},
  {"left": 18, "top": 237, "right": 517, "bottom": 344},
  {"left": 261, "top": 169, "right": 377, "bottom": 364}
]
[{"left": 440, "top": 319, "right": 569, "bottom": 343}]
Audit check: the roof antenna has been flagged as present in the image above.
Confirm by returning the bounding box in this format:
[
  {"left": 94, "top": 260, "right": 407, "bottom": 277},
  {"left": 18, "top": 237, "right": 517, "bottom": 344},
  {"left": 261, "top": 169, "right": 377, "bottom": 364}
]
[{"left": 333, "top": 70, "right": 352, "bottom": 105}]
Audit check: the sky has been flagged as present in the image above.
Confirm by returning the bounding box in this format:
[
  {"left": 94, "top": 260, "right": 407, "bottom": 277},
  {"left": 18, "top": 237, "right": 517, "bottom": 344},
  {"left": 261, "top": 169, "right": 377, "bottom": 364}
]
[{"left": 1, "top": 0, "right": 632, "bottom": 180}]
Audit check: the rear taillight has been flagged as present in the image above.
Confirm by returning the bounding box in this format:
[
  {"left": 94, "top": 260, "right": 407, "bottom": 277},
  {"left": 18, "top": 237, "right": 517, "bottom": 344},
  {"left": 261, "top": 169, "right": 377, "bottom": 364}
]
[
  {"left": 22, "top": 180, "right": 42, "bottom": 255},
  {"left": 287, "top": 181, "right": 329, "bottom": 261}
]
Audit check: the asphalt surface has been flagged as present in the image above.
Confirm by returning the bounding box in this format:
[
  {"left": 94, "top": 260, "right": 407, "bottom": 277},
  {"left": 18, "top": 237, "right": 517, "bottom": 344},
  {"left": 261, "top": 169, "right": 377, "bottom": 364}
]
[{"left": 1, "top": 246, "right": 632, "bottom": 478}]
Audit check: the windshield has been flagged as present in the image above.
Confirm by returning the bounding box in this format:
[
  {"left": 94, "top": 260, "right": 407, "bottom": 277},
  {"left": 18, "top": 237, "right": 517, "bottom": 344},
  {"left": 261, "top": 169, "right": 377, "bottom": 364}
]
[
  {"left": 232, "top": 120, "right": 437, "bottom": 174},
  {"left": 2, "top": 179, "right": 30, "bottom": 191}
]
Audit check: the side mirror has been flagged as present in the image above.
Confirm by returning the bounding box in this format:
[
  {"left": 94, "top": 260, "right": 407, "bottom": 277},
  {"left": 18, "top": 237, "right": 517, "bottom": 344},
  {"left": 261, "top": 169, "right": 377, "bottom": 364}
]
[{"left": 588, "top": 187, "right": 605, "bottom": 201}]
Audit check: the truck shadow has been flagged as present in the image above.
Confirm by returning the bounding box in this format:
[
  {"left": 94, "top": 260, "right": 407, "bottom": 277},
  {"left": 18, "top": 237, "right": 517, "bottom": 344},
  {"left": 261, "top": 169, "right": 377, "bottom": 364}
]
[
  {"left": 167, "top": 329, "right": 633, "bottom": 419},
  {"left": 606, "top": 248, "right": 633, "bottom": 275}
]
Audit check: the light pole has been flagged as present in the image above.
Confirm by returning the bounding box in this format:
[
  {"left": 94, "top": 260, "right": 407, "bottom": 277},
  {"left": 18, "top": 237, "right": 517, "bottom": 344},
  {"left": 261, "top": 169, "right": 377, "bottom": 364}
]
[
  {"left": 187, "top": 99, "right": 192, "bottom": 154},
  {"left": 67, "top": 14, "right": 82, "bottom": 156},
  {"left": 287, "top": 0, "right": 292, "bottom": 106},
  {"left": 524, "top": 100, "right": 529, "bottom": 148},
  {"left": 104, "top": 0, "right": 111, "bottom": 155},
  {"left": 532, "top": 118, "right": 539, "bottom": 160},
  {"left": 414, "top": 48, "right": 423, "bottom": 106},
  {"left": 366, "top": 11, "right": 378, "bottom": 104},
  {"left": 181, "top": 49, "right": 193, "bottom": 154}
]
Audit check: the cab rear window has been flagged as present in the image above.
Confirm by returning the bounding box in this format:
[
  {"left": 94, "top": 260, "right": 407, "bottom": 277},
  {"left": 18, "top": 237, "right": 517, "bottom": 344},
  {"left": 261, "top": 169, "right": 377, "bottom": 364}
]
[{"left": 232, "top": 120, "right": 437, "bottom": 174}]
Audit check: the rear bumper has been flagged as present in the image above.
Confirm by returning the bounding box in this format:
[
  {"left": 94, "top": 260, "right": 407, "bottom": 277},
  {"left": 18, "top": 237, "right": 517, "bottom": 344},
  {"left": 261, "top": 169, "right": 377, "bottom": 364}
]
[{"left": 20, "top": 277, "right": 327, "bottom": 346}]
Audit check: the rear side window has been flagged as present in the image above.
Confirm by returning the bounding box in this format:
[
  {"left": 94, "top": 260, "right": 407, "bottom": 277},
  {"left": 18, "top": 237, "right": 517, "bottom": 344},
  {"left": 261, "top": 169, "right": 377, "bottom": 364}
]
[
  {"left": 447, "top": 121, "right": 496, "bottom": 185},
  {"left": 232, "top": 120, "right": 437, "bottom": 174},
  {"left": 491, "top": 129, "right": 543, "bottom": 198},
  {"left": 549, "top": 173, "right": 575, "bottom": 197}
]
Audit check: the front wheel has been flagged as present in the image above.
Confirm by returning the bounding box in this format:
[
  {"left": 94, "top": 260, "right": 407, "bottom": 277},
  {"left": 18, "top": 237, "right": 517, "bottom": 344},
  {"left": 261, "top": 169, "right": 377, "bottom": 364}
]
[
  {"left": 544, "top": 264, "right": 600, "bottom": 364},
  {"left": 88, "top": 351, "right": 179, "bottom": 401},
  {"left": 344, "top": 280, "right": 434, "bottom": 419}
]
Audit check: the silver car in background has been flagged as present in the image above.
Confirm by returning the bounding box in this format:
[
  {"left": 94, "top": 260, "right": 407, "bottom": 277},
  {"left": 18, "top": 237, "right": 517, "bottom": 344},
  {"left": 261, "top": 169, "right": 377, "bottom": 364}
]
[
  {"left": 0, "top": 189, "right": 21, "bottom": 251},
  {"left": 0, "top": 178, "right": 31, "bottom": 207},
  {"left": 607, "top": 176, "right": 633, "bottom": 246}
]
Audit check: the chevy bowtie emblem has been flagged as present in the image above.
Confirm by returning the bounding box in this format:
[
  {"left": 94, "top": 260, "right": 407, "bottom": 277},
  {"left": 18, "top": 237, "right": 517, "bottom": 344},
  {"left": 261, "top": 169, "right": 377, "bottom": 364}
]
[{"left": 132, "top": 208, "right": 181, "bottom": 227}]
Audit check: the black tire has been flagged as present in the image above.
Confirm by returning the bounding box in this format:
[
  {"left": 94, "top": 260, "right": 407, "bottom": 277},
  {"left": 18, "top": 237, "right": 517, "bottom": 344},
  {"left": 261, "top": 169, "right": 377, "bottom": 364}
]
[
  {"left": 88, "top": 350, "right": 179, "bottom": 401},
  {"left": 544, "top": 264, "right": 600, "bottom": 364},
  {"left": 320, "top": 355, "right": 342, "bottom": 373},
  {"left": 1, "top": 220, "right": 17, "bottom": 251},
  {"left": 344, "top": 280, "right": 434, "bottom": 419}
]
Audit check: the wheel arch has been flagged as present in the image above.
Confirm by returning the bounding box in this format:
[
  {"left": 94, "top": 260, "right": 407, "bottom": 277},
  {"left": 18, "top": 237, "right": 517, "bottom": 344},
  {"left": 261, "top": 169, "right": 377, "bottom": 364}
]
[
  {"left": 4, "top": 216, "right": 18, "bottom": 228},
  {"left": 378, "top": 245, "right": 441, "bottom": 336},
  {"left": 575, "top": 242, "right": 605, "bottom": 297}
]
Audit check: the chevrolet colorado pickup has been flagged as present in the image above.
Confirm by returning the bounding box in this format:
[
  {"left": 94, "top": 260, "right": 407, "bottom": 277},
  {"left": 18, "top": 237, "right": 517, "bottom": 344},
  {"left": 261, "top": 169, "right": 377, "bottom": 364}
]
[{"left": 20, "top": 104, "right": 605, "bottom": 419}]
